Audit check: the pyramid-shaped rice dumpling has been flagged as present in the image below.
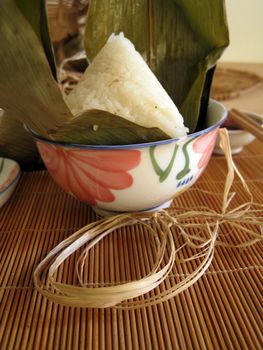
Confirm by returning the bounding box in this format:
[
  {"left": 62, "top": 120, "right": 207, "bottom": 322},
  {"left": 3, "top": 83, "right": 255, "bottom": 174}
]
[{"left": 65, "top": 33, "right": 188, "bottom": 138}]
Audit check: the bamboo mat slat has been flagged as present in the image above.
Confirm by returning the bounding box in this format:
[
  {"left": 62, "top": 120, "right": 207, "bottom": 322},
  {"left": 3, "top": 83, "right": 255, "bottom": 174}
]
[{"left": 0, "top": 140, "right": 262, "bottom": 350}]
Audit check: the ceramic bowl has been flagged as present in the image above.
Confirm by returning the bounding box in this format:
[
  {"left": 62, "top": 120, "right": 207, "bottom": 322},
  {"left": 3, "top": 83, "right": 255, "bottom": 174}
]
[
  {"left": 29, "top": 99, "right": 227, "bottom": 214},
  {"left": 213, "top": 111, "right": 263, "bottom": 155},
  {"left": 0, "top": 158, "right": 21, "bottom": 208}
]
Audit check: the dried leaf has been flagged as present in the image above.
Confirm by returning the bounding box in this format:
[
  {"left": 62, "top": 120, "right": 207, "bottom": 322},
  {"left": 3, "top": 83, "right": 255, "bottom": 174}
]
[
  {"left": 0, "top": 109, "right": 38, "bottom": 163},
  {"left": 0, "top": 0, "right": 73, "bottom": 137},
  {"left": 50, "top": 109, "right": 170, "bottom": 145},
  {"left": 17, "top": 0, "right": 57, "bottom": 79}
]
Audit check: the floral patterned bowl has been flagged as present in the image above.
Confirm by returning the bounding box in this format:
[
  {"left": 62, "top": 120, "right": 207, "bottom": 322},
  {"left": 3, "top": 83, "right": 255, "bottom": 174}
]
[{"left": 29, "top": 99, "right": 227, "bottom": 214}]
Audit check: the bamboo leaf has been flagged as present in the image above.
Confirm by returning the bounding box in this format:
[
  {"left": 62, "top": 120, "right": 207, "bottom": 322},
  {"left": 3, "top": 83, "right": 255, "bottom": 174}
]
[
  {"left": 84, "top": 0, "right": 229, "bottom": 132},
  {"left": 197, "top": 66, "right": 216, "bottom": 131},
  {"left": 50, "top": 109, "right": 170, "bottom": 145},
  {"left": 0, "top": 0, "right": 73, "bottom": 137},
  {"left": 0, "top": 109, "right": 38, "bottom": 163},
  {"left": 16, "top": 0, "right": 57, "bottom": 79},
  {"left": 84, "top": 1, "right": 149, "bottom": 62}
]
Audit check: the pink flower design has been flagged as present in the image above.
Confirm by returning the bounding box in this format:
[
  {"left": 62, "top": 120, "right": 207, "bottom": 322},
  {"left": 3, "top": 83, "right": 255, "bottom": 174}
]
[
  {"left": 192, "top": 129, "right": 219, "bottom": 168},
  {"left": 37, "top": 142, "right": 141, "bottom": 205}
]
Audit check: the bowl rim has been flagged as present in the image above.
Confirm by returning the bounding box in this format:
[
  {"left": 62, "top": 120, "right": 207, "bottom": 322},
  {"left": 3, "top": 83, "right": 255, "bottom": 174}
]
[{"left": 26, "top": 99, "right": 227, "bottom": 150}]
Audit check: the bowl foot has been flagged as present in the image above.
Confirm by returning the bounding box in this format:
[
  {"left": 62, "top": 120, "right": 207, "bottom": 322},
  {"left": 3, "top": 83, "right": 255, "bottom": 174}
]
[{"left": 92, "top": 199, "right": 173, "bottom": 218}]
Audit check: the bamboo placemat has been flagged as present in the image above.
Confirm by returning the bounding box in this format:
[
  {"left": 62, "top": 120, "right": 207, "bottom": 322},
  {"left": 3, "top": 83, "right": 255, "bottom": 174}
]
[{"left": 0, "top": 141, "right": 262, "bottom": 350}]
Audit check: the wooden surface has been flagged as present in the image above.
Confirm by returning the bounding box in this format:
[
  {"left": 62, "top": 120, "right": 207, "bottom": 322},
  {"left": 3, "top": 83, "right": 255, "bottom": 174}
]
[
  {"left": 0, "top": 139, "right": 262, "bottom": 349},
  {"left": 0, "top": 63, "right": 263, "bottom": 349}
]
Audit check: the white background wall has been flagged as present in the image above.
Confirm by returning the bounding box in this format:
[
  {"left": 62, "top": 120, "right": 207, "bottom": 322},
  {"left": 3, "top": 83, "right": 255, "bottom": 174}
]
[{"left": 221, "top": 0, "right": 263, "bottom": 63}]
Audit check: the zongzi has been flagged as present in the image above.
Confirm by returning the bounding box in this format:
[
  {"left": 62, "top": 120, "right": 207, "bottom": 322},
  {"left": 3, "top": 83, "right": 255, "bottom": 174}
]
[{"left": 65, "top": 33, "right": 188, "bottom": 139}]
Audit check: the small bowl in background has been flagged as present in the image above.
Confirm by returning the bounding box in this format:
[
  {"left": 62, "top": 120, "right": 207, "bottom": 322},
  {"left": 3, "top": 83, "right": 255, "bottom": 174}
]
[
  {"left": 0, "top": 158, "right": 21, "bottom": 208},
  {"left": 214, "top": 111, "right": 263, "bottom": 155}
]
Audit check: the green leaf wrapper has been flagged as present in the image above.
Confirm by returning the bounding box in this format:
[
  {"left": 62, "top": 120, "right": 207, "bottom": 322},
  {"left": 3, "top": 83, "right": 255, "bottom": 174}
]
[
  {"left": 50, "top": 109, "right": 170, "bottom": 145},
  {"left": 84, "top": 0, "right": 229, "bottom": 132}
]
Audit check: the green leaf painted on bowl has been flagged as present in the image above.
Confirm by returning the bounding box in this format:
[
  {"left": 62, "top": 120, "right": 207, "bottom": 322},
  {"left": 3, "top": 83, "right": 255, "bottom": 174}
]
[
  {"left": 49, "top": 109, "right": 170, "bottom": 145},
  {"left": 0, "top": 0, "right": 73, "bottom": 137},
  {"left": 176, "top": 138, "right": 194, "bottom": 180},
  {"left": 149, "top": 145, "right": 179, "bottom": 183},
  {"left": 84, "top": 0, "right": 229, "bottom": 132},
  {"left": 149, "top": 137, "right": 197, "bottom": 183}
]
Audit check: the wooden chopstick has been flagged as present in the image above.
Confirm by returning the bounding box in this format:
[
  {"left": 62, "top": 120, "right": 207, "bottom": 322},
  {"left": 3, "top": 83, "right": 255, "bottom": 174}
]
[{"left": 228, "top": 109, "right": 263, "bottom": 142}]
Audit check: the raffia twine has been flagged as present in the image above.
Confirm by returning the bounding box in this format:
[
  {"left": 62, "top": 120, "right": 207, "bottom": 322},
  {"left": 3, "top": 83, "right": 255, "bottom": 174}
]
[{"left": 33, "top": 129, "right": 263, "bottom": 308}]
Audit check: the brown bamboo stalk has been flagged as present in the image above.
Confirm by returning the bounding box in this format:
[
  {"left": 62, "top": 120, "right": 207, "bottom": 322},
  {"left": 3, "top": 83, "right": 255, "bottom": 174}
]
[
  {"left": 115, "top": 229, "right": 130, "bottom": 349},
  {"left": 122, "top": 229, "right": 140, "bottom": 350},
  {"left": 110, "top": 230, "right": 119, "bottom": 349},
  {"left": 133, "top": 224, "right": 159, "bottom": 349},
  {"left": 129, "top": 225, "right": 153, "bottom": 349},
  {"left": 11, "top": 179, "right": 63, "bottom": 348},
  {"left": 138, "top": 224, "right": 167, "bottom": 350}
]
